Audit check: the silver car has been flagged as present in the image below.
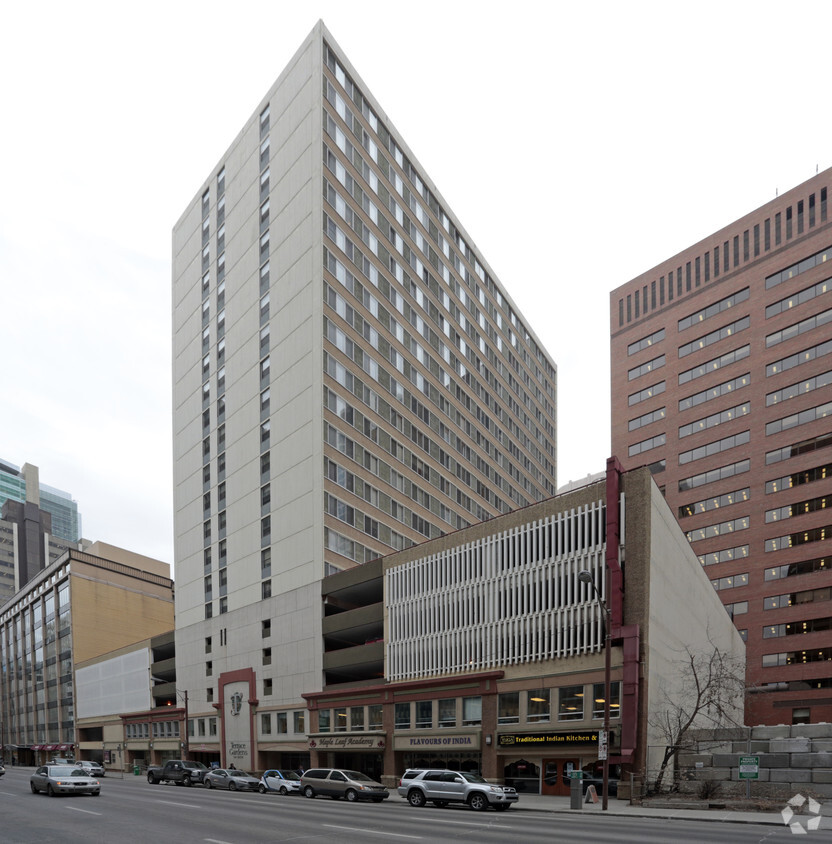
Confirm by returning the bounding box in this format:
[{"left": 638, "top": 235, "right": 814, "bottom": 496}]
[
  {"left": 398, "top": 769, "right": 517, "bottom": 811},
  {"left": 75, "top": 760, "right": 105, "bottom": 777},
  {"left": 30, "top": 765, "right": 101, "bottom": 797},
  {"left": 204, "top": 768, "right": 260, "bottom": 791}
]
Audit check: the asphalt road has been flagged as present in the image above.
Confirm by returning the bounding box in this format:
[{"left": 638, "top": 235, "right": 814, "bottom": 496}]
[{"left": 0, "top": 767, "right": 803, "bottom": 843}]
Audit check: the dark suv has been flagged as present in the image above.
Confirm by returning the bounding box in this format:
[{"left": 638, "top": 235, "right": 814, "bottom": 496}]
[{"left": 398, "top": 769, "right": 518, "bottom": 811}]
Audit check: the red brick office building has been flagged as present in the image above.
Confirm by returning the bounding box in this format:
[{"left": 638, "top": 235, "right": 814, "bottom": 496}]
[{"left": 611, "top": 169, "right": 831, "bottom": 726}]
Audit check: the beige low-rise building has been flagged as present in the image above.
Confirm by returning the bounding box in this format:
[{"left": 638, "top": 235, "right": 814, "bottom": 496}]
[
  {"left": 301, "top": 463, "right": 745, "bottom": 796},
  {"left": 0, "top": 542, "right": 174, "bottom": 766}
]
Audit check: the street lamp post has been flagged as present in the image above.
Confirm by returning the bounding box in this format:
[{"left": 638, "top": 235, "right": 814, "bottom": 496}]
[
  {"left": 181, "top": 690, "right": 189, "bottom": 760},
  {"left": 579, "top": 569, "right": 611, "bottom": 811}
]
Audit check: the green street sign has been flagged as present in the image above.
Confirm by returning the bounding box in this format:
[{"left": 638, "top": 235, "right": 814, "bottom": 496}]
[
  {"left": 738, "top": 756, "right": 759, "bottom": 779},
  {"left": 568, "top": 771, "right": 584, "bottom": 779}
]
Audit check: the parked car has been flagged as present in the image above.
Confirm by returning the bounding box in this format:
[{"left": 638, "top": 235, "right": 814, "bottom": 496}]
[
  {"left": 398, "top": 769, "right": 518, "bottom": 811},
  {"left": 0, "top": 763, "right": 5, "bottom": 777},
  {"left": 259, "top": 769, "right": 302, "bottom": 795},
  {"left": 30, "top": 765, "right": 100, "bottom": 797},
  {"left": 204, "top": 768, "right": 260, "bottom": 791},
  {"left": 301, "top": 768, "right": 388, "bottom": 802},
  {"left": 75, "top": 760, "right": 105, "bottom": 777}
]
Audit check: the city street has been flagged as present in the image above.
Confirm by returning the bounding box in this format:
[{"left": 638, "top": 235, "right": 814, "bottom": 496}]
[{"left": 0, "top": 767, "right": 812, "bottom": 843}]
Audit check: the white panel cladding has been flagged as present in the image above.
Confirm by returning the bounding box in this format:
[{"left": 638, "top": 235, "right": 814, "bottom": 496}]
[{"left": 387, "top": 501, "right": 607, "bottom": 680}]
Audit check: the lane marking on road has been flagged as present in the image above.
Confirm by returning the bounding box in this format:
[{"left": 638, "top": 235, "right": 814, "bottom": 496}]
[
  {"left": 66, "top": 806, "right": 103, "bottom": 815},
  {"left": 406, "top": 816, "right": 512, "bottom": 829},
  {"left": 158, "top": 800, "right": 202, "bottom": 808},
  {"left": 205, "top": 839, "right": 236, "bottom": 843},
  {"left": 323, "top": 824, "right": 422, "bottom": 839}
]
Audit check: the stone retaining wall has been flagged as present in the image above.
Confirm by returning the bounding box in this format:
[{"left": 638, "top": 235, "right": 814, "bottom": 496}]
[{"left": 673, "top": 724, "right": 832, "bottom": 799}]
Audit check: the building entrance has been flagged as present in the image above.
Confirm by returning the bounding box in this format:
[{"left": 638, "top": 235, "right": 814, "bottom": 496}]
[{"left": 541, "top": 758, "right": 579, "bottom": 796}]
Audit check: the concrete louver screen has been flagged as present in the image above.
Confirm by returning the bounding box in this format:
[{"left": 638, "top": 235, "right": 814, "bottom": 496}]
[{"left": 386, "top": 500, "right": 608, "bottom": 680}]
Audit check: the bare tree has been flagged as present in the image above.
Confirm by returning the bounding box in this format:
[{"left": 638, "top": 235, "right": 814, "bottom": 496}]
[{"left": 648, "top": 640, "right": 745, "bottom": 794}]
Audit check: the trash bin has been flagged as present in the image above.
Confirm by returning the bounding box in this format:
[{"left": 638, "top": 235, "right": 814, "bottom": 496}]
[{"left": 133, "top": 764, "right": 140, "bottom": 776}]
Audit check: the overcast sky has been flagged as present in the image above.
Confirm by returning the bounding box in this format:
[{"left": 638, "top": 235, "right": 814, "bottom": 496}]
[{"left": 3, "top": 1, "right": 831, "bottom": 570}]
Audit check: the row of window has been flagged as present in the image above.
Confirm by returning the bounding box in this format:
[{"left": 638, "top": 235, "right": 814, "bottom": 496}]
[
  {"left": 322, "top": 44, "right": 556, "bottom": 392},
  {"left": 617, "top": 193, "right": 829, "bottom": 327},
  {"left": 124, "top": 721, "right": 180, "bottom": 739},
  {"left": 322, "top": 217, "right": 550, "bottom": 502},
  {"left": 321, "top": 138, "right": 553, "bottom": 473},
  {"left": 315, "top": 685, "right": 622, "bottom": 734},
  {"left": 260, "top": 710, "right": 305, "bottom": 736}
]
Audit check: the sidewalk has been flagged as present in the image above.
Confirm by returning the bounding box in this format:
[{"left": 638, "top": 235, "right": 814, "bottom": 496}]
[{"left": 388, "top": 789, "right": 831, "bottom": 829}]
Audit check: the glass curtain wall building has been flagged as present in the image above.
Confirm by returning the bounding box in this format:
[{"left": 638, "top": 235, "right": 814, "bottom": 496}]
[{"left": 0, "top": 460, "right": 82, "bottom": 543}]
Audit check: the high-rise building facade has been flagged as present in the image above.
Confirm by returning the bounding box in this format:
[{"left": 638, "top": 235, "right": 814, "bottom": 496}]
[
  {"left": 0, "top": 460, "right": 82, "bottom": 542},
  {"left": 610, "top": 169, "right": 832, "bottom": 725},
  {"left": 172, "top": 21, "right": 557, "bottom": 765},
  {"left": 0, "top": 463, "right": 78, "bottom": 601}
]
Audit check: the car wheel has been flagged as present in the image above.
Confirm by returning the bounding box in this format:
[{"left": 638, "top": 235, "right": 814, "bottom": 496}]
[
  {"left": 47, "top": 785, "right": 57, "bottom": 797},
  {"left": 468, "top": 793, "right": 488, "bottom": 811},
  {"left": 184, "top": 777, "right": 192, "bottom": 786},
  {"left": 30, "top": 782, "right": 38, "bottom": 794},
  {"left": 345, "top": 789, "right": 358, "bottom": 803},
  {"left": 258, "top": 784, "right": 267, "bottom": 794},
  {"left": 147, "top": 773, "right": 157, "bottom": 784},
  {"left": 408, "top": 789, "right": 427, "bottom": 807},
  {"left": 433, "top": 800, "right": 448, "bottom": 807},
  {"left": 229, "top": 782, "right": 237, "bottom": 792},
  {"left": 205, "top": 779, "right": 213, "bottom": 789},
  {"left": 279, "top": 786, "right": 288, "bottom": 795},
  {"left": 304, "top": 785, "right": 315, "bottom": 799}
]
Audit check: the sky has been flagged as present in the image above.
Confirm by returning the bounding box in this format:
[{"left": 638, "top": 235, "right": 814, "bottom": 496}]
[{"left": 3, "top": 1, "right": 832, "bottom": 569}]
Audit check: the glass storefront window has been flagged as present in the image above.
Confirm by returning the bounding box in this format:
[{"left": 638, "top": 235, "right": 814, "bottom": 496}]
[
  {"left": 527, "top": 689, "right": 550, "bottom": 722},
  {"left": 462, "top": 696, "right": 481, "bottom": 726},
  {"left": 368, "top": 704, "right": 383, "bottom": 730},
  {"left": 395, "top": 702, "right": 411, "bottom": 729},
  {"left": 334, "top": 707, "right": 347, "bottom": 731},
  {"left": 438, "top": 698, "right": 456, "bottom": 728},
  {"left": 498, "top": 692, "right": 519, "bottom": 724},
  {"left": 559, "top": 685, "right": 585, "bottom": 721},
  {"left": 319, "top": 709, "right": 331, "bottom": 732},
  {"left": 592, "top": 681, "right": 621, "bottom": 719},
  {"left": 351, "top": 707, "right": 365, "bottom": 731}
]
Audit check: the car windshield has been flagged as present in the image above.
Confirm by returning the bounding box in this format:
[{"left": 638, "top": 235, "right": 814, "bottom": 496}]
[
  {"left": 46, "top": 766, "right": 77, "bottom": 776},
  {"left": 459, "top": 772, "right": 487, "bottom": 783},
  {"left": 343, "top": 771, "right": 374, "bottom": 782},
  {"left": 277, "top": 770, "right": 301, "bottom": 780}
]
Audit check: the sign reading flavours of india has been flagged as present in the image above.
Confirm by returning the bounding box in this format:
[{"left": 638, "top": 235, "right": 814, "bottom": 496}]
[
  {"left": 498, "top": 732, "right": 601, "bottom": 747},
  {"left": 393, "top": 734, "right": 480, "bottom": 751}
]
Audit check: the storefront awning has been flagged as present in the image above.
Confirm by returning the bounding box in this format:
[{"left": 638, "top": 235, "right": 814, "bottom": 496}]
[
  {"left": 30, "top": 745, "right": 43, "bottom": 751},
  {"left": 57, "top": 744, "right": 73, "bottom": 751}
]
